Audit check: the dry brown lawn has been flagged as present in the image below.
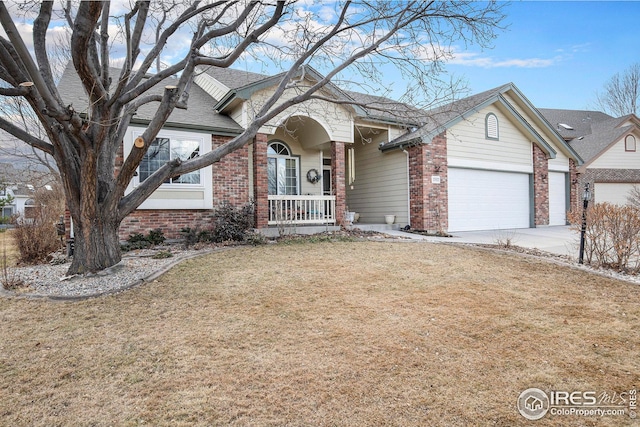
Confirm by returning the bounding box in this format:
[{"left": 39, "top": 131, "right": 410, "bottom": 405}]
[
  {"left": 1, "top": 241, "right": 639, "bottom": 426},
  {"left": 0, "top": 229, "right": 19, "bottom": 266}
]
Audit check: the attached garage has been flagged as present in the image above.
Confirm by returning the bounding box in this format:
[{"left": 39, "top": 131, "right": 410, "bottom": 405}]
[
  {"left": 548, "top": 172, "right": 567, "bottom": 225},
  {"left": 593, "top": 182, "right": 638, "bottom": 205},
  {"left": 448, "top": 168, "right": 531, "bottom": 232}
]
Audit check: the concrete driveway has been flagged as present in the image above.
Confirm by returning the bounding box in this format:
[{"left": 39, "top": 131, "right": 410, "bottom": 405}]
[{"left": 387, "top": 225, "right": 579, "bottom": 258}]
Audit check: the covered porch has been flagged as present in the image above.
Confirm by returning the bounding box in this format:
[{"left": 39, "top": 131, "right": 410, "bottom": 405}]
[
  {"left": 252, "top": 113, "right": 348, "bottom": 230},
  {"left": 252, "top": 112, "right": 410, "bottom": 231}
]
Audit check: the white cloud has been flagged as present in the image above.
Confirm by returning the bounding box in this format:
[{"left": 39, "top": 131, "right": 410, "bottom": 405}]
[{"left": 447, "top": 51, "right": 559, "bottom": 69}]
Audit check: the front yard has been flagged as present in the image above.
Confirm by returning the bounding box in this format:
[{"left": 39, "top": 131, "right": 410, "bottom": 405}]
[{"left": 0, "top": 241, "right": 638, "bottom": 426}]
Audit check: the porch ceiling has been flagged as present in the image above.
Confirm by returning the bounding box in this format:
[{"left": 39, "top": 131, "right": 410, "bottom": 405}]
[{"left": 278, "top": 115, "right": 331, "bottom": 149}]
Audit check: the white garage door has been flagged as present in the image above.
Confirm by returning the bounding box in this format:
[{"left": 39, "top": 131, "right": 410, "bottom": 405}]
[
  {"left": 549, "top": 172, "right": 567, "bottom": 226},
  {"left": 593, "top": 183, "right": 638, "bottom": 205},
  {"left": 448, "top": 168, "right": 531, "bottom": 232}
]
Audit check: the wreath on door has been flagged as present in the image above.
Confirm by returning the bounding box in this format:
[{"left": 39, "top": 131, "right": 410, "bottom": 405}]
[{"left": 306, "top": 168, "right": 321, "bottom": 184}]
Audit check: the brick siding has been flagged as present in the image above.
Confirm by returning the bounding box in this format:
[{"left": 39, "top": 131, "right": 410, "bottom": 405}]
[
  {"left": 569, "top": 158, "right": 579, "bottom": 212},
  {"left": 332, "top": 141, "right": 347, "bottom": 225},
  {"left": 119, "top": 209, "right": 216, "bottom": 240},
  {"left": 253, "top": 133, "right": 269, "bottom": 228},
  {"left": 578, "top": 168, "right": 640, "bottom": 206},
  {"left": 532, "top": 144, "right": 549, "bottom": 226},
  {"left": 212, "top": 135, "right": 249, "bottom": 207},
  {"left": 408, "top": 132, "right": 448, "bottom": 232}
]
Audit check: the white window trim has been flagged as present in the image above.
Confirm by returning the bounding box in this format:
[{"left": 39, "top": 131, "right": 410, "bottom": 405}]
[
  {"left": 625, "top": 134, "right": 636, "bottom": 152},
  {"left": 486, "top": 113, "right": 499, "bottom": 140},
  {"left": 124, "top": 127, "right": 213, "bottom": 210}
]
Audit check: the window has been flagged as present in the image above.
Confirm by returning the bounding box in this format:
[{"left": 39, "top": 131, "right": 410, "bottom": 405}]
[
  {"left": 625, "top": 135, "right": 636, "bottom": 152},
  {"left": 139, "top": 137, "right": 201, "bottom": 184},
  {"left": 24, "top": 198, "right": 37, "bottom": 219},
  {"left": 267, "top": 141, "right": 299, "bottom": 195},
  {"left": 1, "top": 206, "right": 12, "bottom": 218},
  {"left": 486, "top": 113, "right": 499, "bottom": 140}
]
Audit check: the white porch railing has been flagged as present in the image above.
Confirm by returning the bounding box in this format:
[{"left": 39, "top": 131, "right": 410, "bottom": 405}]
[{"left": 268, "top": 195, "right": 336, "bottom": 225}]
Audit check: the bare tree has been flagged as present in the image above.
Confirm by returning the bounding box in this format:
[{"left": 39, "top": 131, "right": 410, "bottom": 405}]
[
  {"left": 595, "top": 63, "right": 640, "bottom": 117},
  {"left": 0, "top": 0, "right": 505, "bottom": 275}
]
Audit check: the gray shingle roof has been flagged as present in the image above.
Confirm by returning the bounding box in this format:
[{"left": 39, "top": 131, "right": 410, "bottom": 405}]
[
  {"left": 537, "top": 109, "right": 614, "bottom": 140},
  {"left": 343, "top": 90, "right": 425, "bottom": 125},
  {"left": 538, "top": 108, "right": 635, "bottom": 163},
  {"left": 58, "top": 63, "right": 243, "bottom": 134},
  {"left": 203, "top": 65, "right": 424, "bottom": 125},
  {"left": 384, "top": 84, "right": 513, "bottom": 148},
  {"left": 202, "top": 66, "right": 270, "bottom": 90}
]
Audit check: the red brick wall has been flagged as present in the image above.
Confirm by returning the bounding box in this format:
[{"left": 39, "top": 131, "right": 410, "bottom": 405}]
[
  {"left": 212, "top": 135, "right": 249, "bottom": 206},
  {"left": 532, "top": 143, "right": 549, "bottom": 226},
  {"left": 253, "top": 133, "right": 269, "bottom": 228},
  {"left": 332, "top": 141, "right": 347, "bottom": 225},
  {"left": 569, "top": 158, "right": 579, "bottom": 213},
  {"left": 408, "top": 133, "right": 448, "bottom": 232},
  {"left": 119, "top": 209, "right": 216, "bottom": 240}
]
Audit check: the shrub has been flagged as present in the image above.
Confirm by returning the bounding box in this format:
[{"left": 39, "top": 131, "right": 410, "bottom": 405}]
[
  {"left": 13, "top": 186, "right": 64, "bottom": 264},
  {"left": 569, "top": 202, "right": 640, "bottom": 272},
  {"left": 180, "top": 227, "right": 196, "bottom": 248},
  {"left": 212, "top": 202, "right": 254, "bottom": 243},
  {"left": 121, "top": 229, "right": 166, "bottom": 252}
]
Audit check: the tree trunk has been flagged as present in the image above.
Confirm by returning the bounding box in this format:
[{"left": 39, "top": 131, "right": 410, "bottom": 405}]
[{"left": 68, "top": 214, "right": 122, "bottom": 275}]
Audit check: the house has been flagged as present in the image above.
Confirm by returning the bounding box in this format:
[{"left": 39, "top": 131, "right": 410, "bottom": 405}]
[
  {"left": 539, "top": 108, "right": 640, "bottom": 205},
  {"left": 59, "top": 64, "right": 583, "bottom": 237}
]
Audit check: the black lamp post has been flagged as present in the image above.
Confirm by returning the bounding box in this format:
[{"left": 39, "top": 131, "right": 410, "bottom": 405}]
[{"left": 578, "top": 183, "right": 591, "bottom": 264}]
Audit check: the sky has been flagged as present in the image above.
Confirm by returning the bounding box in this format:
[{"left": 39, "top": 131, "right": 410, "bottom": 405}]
[
  {"left": 442, "top": 1, "right": 640, "bottom": 111},
  {"left": 2, "top": 1, "right": 639, "bottom": 114}
]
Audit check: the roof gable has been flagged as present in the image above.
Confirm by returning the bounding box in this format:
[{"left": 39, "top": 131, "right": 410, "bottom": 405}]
[
  {"left": 57, "top": 63, "right": 243, "bottom": 134},
  {"left": 201, "top": 65, "right": 423, "bottom": 127},
  {"left": 539, "top": 108, "right": 640, "bottom": 165},
  {"left": 383, "top": 83, "right": 582, "bottom": 164},
  {"left": 210, "top": 65, "right": 369, "bottom": 117}
]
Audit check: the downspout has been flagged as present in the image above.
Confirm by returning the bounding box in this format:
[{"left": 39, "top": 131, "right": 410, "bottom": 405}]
[{"left": 402, "top": 146, "right": 411, "bottom": 228}]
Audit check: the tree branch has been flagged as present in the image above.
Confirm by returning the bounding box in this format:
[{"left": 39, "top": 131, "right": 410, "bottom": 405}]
[
  {"left": 33, "top": 1, "right": 64, "bottom": 106},
  {"left": 0, "top": 2, "right": 64, "bottom": 117},
  {"left": 71, "top": 0, "right": 107, "bottom": 106},
  {"left": 0, "top": 115, "right": 54, "bottom": 155},
  {"left": 0, "top": 86, "right": 29, "bottom": 96},
  {"left": 122, "top": 1, "right": 226, "bottom": 94},
  {"left": 99, "top": 1, "right": 111, "bottom": 90}
]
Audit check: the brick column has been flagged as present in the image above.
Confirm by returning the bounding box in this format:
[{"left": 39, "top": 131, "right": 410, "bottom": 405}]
[
  {"left": 212, "top": 135, "right": 249, "bottom": 207},
  {"left": 331, "top": 141, "right": 347, "bottom": 226},
  {"left": 533, "top": 143, "right": 549, "bottom": 226},
  {"left": 408, "top": 133, "right": 448, "bottom": 232},
  {"left": 569, "top": 158, "right": 579, "bottom": 213},
  {"left": 253, "top": 133, "right": 269, "bottom": 229}
]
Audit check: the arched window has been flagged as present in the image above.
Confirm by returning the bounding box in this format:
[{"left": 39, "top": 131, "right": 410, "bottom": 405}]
[
  {"left": 625, "top": 135, "right": 636, "bottom": 152},
  {"left": 486, "top": 113, "right": 499, "bottom": 140},
  {"left": 267, "top": 141, "right": 299, "bottom": 195}
]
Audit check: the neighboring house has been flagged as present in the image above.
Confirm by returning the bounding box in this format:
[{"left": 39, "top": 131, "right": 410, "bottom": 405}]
[
  {"left": 1, "top": 184, "right": 55, "bottom": 220},
  {"left": 59, "top": 63, "right": 583, "bottom": 237},
  {"left": 10, "top": 184, "right": 34, "bottom": 218},
  {"left": 539, "top": 108, "right": 640, "bottom": 205}
]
